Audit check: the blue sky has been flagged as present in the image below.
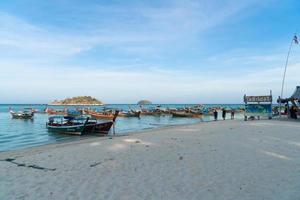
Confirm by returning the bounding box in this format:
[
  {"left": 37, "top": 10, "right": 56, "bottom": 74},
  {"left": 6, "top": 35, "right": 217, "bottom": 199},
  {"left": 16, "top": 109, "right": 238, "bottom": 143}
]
[{"left": 0, "top": 0, "right": 299, "bottom": 103}]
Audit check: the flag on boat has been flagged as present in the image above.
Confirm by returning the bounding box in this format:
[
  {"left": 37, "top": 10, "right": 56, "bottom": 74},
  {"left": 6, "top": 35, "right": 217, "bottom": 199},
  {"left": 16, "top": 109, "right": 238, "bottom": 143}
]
[{"left": 294, "top": 35, "right": 298, "bottom": 44}]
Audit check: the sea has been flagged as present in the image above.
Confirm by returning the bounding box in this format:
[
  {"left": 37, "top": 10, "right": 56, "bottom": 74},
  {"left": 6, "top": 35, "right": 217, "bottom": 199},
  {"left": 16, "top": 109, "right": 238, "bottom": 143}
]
[{"left": 0, "top": 104, "right": 244, "bottom": 152}]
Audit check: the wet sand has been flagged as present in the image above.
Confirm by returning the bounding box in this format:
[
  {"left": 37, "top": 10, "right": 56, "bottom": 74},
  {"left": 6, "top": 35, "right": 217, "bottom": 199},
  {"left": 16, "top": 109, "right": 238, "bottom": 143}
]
[{"left": 1, "top": 119, "right": 300, "bottom": 200}]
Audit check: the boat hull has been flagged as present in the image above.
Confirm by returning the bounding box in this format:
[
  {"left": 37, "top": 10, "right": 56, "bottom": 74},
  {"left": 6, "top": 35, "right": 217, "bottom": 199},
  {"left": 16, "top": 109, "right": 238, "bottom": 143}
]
[
  {"left": 83, "top": 122, "right": 114, "bottom": 134},
  {"left": 46, "top": 124, "right": 84, "bottom": 135},
  {"left": 119, "top": 111, "right": 141, "bottom": 118},
  {"left": 90, "top": 113, "right": 115, "bottom": 120},
  {"left": 46, "top": 122, "right": 114, "bottom": 135},
  {"left": 171, "top": 112, "right": 202, "bottom": 118}
]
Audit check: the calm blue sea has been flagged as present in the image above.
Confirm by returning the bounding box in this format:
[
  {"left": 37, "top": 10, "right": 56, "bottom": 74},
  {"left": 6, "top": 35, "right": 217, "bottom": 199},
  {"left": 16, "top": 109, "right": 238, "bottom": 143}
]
[{"left": 0, "top": 104, "right": 243, "bottom": 152}]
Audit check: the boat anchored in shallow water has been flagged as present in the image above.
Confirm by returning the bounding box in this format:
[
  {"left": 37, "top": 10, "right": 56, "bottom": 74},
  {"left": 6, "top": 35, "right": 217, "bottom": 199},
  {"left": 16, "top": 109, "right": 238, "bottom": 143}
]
[
  {"left": 119, "top": 110, "right": 141, "bottom": 118},
  {"left": 9, "top": 108, "right": 34, "bottom": 119},
  {"left": 171, "top": 111, "right": 203, "bottom": 118},
  {"left": 46, "top": 111, "right": 119, "bottom": 135}
]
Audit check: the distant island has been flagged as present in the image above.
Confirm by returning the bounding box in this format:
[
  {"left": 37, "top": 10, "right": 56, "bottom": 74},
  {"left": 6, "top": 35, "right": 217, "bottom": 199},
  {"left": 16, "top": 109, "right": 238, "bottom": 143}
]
[
  {"left": 49, "top": 96, "right": 104, "bottom": 106},
  {"left": 137, "top": 100, "right": 152, "bottom": 105}
]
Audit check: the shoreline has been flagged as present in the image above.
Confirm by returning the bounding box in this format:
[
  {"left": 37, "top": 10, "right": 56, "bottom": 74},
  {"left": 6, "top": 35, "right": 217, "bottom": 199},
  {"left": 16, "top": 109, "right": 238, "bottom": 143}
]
[
  {"left": 0, "top": 119, "right": 212, "bottom": 157},
  {"left": 0, "top": 117, "right": 232, "bottom": 155},
  {"left": 0, "top": 115, "right": 294, "bottom": 154}
]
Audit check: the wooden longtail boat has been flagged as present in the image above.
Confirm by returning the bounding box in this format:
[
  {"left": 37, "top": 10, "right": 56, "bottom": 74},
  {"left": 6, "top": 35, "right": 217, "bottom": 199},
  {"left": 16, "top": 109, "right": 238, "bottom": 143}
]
[
  {"left": 171, "top": 111, "right": 202, "bottom": 118},
  {"left": 46, "top": 112, "right": 118, "bottom": 135},
  {"left": 119, "top": 110, "right": 141, "bottom": 118},
  {"left": 140, "top": 109, "right": 154, "bottom": 115},
  {"left": 85, "top": 110, "right": 116, "bottom": 120},
  {"left": 9, "top": 108, "right": 34, "bottom": 119},
  {"left": 45, "top": 108, "right": 67, "bottom": 115},
  {"left": 140, "top": 109, "right": 167, "bottom": 116}
]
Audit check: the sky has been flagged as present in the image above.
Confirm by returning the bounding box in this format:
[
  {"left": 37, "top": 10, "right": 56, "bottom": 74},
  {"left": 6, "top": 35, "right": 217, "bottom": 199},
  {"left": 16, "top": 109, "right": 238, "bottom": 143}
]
[{"left": 0, "top": 0, "right": 300, "bottom": 104}]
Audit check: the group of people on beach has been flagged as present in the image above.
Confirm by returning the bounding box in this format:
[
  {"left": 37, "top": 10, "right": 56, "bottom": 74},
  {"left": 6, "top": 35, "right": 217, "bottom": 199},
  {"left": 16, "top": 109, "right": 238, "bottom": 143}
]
[
  {"left": 213, "top": 109, "right": 235, "bottom": 121},
  {"left": 282, "top": 103, "right": 298, "bottom": 119}
]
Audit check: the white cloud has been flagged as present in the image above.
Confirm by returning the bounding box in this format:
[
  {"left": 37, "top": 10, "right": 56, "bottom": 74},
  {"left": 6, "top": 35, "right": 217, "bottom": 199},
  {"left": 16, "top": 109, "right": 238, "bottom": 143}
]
[
  {"left": 1, "top": 60, "right": 299, "bottom": 104},
  {"left": 0, "top": 12, "right": 92, "bottom": 56}
]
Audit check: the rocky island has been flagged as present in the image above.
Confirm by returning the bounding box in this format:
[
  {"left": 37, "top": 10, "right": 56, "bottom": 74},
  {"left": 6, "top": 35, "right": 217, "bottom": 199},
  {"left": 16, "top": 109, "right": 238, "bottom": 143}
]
[
  {"left": 137, "top": 100, "right": 152, "bottom": 105},
  {"left": 49, "top": 96, "right": 104, "bottom": 106}
]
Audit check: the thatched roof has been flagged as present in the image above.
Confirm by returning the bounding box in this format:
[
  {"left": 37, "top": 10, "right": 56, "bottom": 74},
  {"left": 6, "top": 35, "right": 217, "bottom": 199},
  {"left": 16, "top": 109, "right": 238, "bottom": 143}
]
[{"left": 291, "top": 86, "right": 300, "bottom": 99}]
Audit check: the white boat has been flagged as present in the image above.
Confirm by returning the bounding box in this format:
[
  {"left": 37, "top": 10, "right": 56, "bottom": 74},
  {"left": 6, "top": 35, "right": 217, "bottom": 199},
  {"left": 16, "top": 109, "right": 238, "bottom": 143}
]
[{"left": 10, "top": 108, "right": 34, "bottom": 119}]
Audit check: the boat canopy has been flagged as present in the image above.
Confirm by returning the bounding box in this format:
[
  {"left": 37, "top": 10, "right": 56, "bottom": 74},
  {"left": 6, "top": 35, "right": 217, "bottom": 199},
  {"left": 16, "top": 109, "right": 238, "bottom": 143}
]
[{"left": 48, "top": 115, "right": 92, "bottom": 121}]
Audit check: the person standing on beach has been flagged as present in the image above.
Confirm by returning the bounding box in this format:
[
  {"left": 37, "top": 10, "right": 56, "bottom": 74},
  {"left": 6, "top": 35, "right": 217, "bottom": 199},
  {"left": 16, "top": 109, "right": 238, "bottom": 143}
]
[
  {"left": 213, "top": 109, "right": 218, "bottom": 121},
  {"left": 290, "top": 106, "right": 298, "bottom": 119},
  {"left": 231, "top": 110, "right": 235, "bottom": 120},
  {"left": 222, "top": 108, "right": 226, "bottom": 120}
]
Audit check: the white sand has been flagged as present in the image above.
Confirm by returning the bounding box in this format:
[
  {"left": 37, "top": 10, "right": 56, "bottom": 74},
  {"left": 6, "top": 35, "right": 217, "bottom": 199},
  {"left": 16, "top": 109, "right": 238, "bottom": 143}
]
[{"left": 1, "top": 119, "right": 300, "bottom": 200}]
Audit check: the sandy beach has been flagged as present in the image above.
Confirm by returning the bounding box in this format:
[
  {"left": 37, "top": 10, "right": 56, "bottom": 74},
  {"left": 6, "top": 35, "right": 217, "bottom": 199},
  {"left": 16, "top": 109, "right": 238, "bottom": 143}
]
[{"left": 1, "top": 119, "right": 300, "bottom": 200}]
